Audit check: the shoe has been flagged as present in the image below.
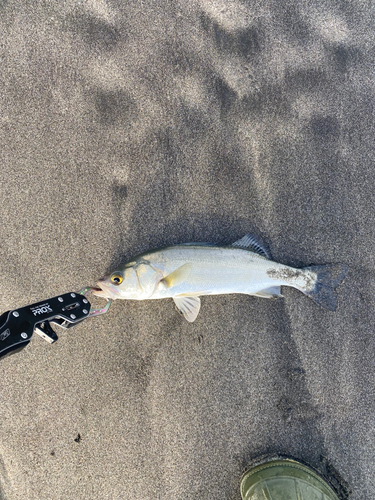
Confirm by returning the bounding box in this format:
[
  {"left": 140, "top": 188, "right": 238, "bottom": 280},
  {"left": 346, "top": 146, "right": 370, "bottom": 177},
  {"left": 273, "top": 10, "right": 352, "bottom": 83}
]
[{"left": 240, "top": 457, "right": 340, "bottom": 500}]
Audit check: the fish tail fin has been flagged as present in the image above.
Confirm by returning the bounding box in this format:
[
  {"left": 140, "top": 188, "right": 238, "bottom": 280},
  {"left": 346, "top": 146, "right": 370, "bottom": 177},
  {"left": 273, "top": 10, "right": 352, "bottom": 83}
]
[{"left": 301, "top": 263, "right": 348, "bottom": 311}]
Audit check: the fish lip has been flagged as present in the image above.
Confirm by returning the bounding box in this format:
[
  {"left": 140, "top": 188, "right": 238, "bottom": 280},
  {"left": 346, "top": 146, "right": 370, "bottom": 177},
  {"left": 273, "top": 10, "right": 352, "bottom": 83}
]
[{"left": 92, "top": 282, "right": 120, "bottom": 300}]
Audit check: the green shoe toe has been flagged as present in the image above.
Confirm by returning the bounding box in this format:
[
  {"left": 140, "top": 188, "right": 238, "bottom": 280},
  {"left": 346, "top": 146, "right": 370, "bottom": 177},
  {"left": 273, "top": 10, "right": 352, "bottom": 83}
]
[{"left": 240, "top": 458, "right": 340, "bottom": 500}]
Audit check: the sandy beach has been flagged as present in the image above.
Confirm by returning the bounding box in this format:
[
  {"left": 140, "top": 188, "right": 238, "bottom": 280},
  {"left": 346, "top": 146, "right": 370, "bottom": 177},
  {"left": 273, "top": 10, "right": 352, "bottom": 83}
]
[{"left": 0, "top": 1, "right": 374, "bottom": 498}]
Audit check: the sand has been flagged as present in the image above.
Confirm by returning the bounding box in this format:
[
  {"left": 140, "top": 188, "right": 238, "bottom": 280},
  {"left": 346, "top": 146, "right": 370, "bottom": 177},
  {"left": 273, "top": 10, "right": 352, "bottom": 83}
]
[{"left": 0, "top": 1, "right": 374, "bottom": 499}]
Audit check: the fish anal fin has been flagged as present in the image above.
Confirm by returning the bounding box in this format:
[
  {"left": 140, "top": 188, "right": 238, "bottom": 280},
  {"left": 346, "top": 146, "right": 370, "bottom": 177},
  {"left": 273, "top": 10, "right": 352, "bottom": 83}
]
[
  {"left": 251, "top": 286, "right": 282, "bottom": 299},
  {"left": 232, "top": 234, "right": 271, "bottom": 259},
  {"left": 173, "top": 296, "right": 201, "bottom": 322},
  {"left": 162, "top": 263, "right": 192, "bottom": 288}
]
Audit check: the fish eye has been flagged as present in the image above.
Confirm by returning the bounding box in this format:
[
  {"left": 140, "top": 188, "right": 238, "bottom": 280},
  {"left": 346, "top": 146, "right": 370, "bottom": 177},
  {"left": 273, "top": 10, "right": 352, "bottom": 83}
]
[{"left": 111, "top": 274, "right": 123, "bottom": 285}]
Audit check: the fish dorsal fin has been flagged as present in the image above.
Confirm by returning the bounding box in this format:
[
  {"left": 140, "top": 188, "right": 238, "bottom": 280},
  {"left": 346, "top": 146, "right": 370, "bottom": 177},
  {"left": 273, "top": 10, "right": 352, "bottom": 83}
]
[
  {"left": 162, "top": 263, "right": 192, "bottom": 288},
  {"left": 232, "top": 234, "right": 271, "bottom": 259},
  {"left": 173, "top": 296, "right": 201, "bottom": 322}
]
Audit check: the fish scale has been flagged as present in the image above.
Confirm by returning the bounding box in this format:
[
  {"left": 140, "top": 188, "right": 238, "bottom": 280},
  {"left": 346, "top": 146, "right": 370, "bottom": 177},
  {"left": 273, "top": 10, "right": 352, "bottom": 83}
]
[{"left": 93, "top": 234, "right": 347, "bottom": 322}]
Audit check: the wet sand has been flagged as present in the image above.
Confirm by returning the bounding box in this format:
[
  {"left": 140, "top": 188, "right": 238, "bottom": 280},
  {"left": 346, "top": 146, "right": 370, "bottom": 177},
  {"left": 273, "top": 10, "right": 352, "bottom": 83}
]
[{"left": 0, "top": 1, "right": 374, "bottom": 499}]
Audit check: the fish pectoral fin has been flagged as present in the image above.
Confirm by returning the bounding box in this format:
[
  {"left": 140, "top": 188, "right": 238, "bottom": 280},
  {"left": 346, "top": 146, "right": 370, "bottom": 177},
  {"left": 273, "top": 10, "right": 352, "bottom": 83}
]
[
  {"left": 232, "top": 234, "right": 271, "bottom": 259},
  {"left": 173, "top": 296, "right": 201, "bottom": 322},
  {"left": 251, "top": 286, "right": 282, "bottom": 299},
  {"left": 162, "top": 263, "right": 192, "bottom": 288}
]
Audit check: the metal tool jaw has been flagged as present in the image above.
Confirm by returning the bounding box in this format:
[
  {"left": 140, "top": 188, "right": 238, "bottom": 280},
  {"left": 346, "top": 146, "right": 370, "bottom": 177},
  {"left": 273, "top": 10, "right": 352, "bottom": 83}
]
[{"left": 0, "top": 288, "right": 111, "bottom": 359}]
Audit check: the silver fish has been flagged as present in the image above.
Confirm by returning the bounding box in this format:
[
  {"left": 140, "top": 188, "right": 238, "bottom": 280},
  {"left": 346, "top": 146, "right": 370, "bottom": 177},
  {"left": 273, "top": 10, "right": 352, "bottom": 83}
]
[{"left": 93, "top": 234, "right": 347, "bottom": 322}]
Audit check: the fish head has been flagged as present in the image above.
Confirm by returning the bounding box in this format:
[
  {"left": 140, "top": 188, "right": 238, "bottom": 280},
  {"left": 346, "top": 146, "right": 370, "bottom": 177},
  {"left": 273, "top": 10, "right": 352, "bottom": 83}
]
[
  {"left": 93, "top": 262, "right": 141, "bottom": 300},
  {"left": 93, "top": 260, "right": 163, "bottom": 300}
]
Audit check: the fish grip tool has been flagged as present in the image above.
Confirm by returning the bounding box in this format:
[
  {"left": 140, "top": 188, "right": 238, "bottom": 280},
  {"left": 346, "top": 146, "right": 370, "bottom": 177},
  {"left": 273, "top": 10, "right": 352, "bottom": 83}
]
[{"left": 0, "top": 288, "right": 111, "bottom": 359}]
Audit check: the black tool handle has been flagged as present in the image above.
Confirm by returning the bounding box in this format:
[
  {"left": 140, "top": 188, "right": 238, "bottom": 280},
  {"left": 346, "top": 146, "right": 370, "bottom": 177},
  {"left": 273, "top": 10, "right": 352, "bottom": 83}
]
[{"left": 0, "top": 292, "right": 91, "bottom": 359}]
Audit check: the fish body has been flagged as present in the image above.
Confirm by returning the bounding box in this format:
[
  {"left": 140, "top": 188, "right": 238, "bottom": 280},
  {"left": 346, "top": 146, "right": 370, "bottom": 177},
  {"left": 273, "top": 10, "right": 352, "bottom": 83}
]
[{"left": 94, "top": 234, "right": 347, "bottom": 322}]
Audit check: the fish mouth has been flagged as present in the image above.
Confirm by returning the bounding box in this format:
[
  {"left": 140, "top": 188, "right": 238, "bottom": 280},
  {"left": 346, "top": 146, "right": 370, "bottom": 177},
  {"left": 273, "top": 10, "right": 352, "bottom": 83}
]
[
  {"left": 92, "top": 282, "right": 120, "bottom": 300},
  {"left": 91, "top": 287, "right": 109, "bottom": 298}
]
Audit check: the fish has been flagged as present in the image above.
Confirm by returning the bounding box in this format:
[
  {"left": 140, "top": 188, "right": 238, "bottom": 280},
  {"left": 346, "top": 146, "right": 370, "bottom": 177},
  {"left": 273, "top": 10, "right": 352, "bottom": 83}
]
[{"left": 93, "top": 234, "right": 347, "bottom": 322}]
